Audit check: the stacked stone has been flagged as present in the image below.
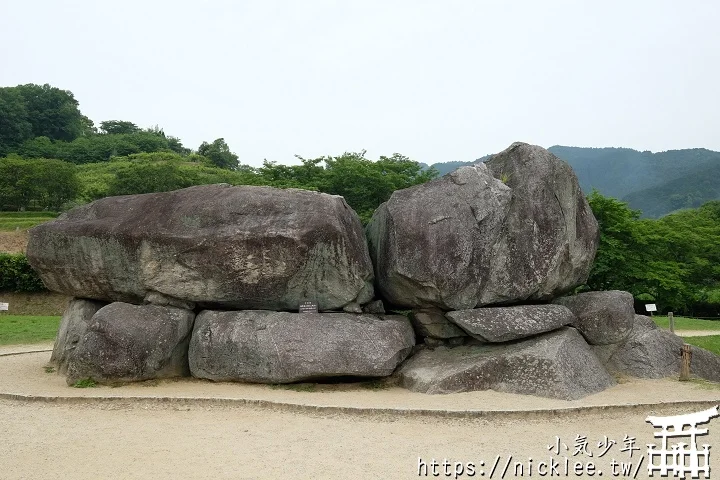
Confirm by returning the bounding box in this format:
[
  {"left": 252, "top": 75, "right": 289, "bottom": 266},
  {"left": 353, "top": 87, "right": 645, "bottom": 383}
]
[
  {"left": 27, "top": 142, "right": 720, "bottom": 399},
  {"left": 29, "top": 184, "right": 415, "bottom": 386},
  {"left": 367, "top": 143, "right": 720, "bottom": 399}
]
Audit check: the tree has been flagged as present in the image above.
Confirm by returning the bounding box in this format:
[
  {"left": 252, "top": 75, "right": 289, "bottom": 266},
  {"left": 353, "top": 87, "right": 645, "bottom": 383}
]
[
  {"left": 11, "top": 84, "right": 93, "bottom": 141},
  {"left": 585, "top": 190, "right": 720, "bottom": 314},
  {"left": 167, "top": 136, "right": 191, "bottom": 155},
  {"left": 585, "top": 190, "right": 645, "bottom": 292},
  {"left": 99, "top": 120, "right": 140, "bottom": 135},
  {"left": 0, "top": 157, "right": 78, "bottom": 210},
  {"left": 107, "top": 162, "right": 194, "bottom": 196},
  {"left": 17, "top": 136, "right": 58, "bottom": 159},
  {"left": 0, "top": 88, "right": 32, "bottom": 155},
  {"left": 197, "top": 138, "right": 239, "bottom": 170},
  {"left": 256, "top": 151, "right": 438, "bottom": 222}
]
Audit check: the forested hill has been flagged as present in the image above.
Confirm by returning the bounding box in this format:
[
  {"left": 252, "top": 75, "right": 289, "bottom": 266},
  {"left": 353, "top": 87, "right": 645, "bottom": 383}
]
[{"left": 428, "top": 146, "right": 720, "bottom": 218}]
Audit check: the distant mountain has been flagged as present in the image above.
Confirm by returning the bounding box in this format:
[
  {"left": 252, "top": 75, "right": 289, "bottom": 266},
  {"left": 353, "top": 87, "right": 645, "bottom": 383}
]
[
  {"left": 425, "top": 146, "right": 720, "bottom": 218},
  {"left": 427, "top": 160, "right": 474, "bottom": 176},
  {"left": 622, "top": 162, "right": 720, "bottom": 218},
  {"left": 428, "top": 155, "right": 490, "bottom": 176}
]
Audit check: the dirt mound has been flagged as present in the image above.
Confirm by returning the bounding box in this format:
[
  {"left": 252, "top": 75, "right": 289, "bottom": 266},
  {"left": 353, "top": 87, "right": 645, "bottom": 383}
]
[
  {"left": 0, "top": 231, "right": 28, "bottom": 254},
  {"left": 0, "top": 292, "right": 69, "bottom": 315}
]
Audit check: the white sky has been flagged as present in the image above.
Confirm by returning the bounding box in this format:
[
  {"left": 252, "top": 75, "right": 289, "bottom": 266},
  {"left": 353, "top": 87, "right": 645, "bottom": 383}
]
[{"left": 1, "top": 0, "right": 719, "bottom": 167}]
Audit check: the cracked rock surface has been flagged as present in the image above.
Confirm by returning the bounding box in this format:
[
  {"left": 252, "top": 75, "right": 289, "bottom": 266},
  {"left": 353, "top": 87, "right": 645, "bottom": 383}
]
[
  {"left": 397, "top": 327, "right": 614, "bottom": 400},
  {"left": 189, "top": 310, "right": 415, "bottom": 383},
  {"left": 27, "top": 184, "right": 374, "bottom": 311},
  {"left": 367, "top": 142, "right": 599, "bottom": 310}
]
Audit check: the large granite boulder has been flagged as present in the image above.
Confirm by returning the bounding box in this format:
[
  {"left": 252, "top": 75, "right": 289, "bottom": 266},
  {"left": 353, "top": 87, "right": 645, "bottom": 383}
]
[
  {"left": 27, "top": 184, "right": 373, "bottom": 311},
  {"left": 552, "top": 290, "right": 634, "bottom": 345},
  {"left": 189, "top": 310, "right": 415, "bottom": 383},
  {"left": 366, "top": 142, "right": 598, "bottom": 310},
  {"left": 50, "top": 298, "right": 107, "bottom": 374},
  {"left": 398, "top": 327, "right": 614, "bottom": 400},
  {"left": 446, "top": 304, "right": 575, "bottom": 343},
  {"left": 482, "top": 143, "right": 599, "bottom": 304},
  {"left": 366, "top": 164, "right": 510, "bottom": 310},
  {"left": 596, "top": 315, "right": 720, "bottom": 381},
  {"left": 690, "top": 346, "right": 720, "bottom": 383},
  {"left": 66, "top": 303, "right": 195, "bottom": 385}
]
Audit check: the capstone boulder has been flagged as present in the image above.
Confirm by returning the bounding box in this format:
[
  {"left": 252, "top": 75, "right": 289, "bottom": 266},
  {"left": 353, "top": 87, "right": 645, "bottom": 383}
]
[
  {"left": 366, "top": 143, "right": 599, "bottom": 310},
  {"left": 27, "top": 184, "right": 374, "bottom": 311}
]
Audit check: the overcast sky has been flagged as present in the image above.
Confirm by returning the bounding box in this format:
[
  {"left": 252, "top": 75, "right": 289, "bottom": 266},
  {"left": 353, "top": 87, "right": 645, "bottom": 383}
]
[{"left": 2, "top": 0, "right": 718, "bottom": 167}]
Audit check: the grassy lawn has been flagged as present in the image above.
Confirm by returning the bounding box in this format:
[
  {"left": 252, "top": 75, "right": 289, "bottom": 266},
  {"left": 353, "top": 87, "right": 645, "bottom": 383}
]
[
  {"left": 0, "top": 315, "right": 61, "bottom": 345},
  {"left": 0, "top": 212, "right": 57, "bottom": 231},
  {"left": 683, "top": 335, "right": 720, "bottom": 356},
  {"left": 652, "top": 315, "right": 720, "bottom": 331}
]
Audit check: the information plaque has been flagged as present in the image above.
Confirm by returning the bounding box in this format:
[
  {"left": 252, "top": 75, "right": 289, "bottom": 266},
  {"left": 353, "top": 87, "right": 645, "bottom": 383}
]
[{"left": 299, "top": 301, "right": 318, "bottom": 313}]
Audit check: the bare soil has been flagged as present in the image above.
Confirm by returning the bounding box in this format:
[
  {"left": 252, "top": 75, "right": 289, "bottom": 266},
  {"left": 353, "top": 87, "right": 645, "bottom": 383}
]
[
  {"left": 0, "top": 230, "right": 28, "bottom": 253},
  {"left": 0, "top": 292, "right": 70, "bottom": 316},
  {"left": 0, "top": 349, "right": 719, "bottom": 479}
]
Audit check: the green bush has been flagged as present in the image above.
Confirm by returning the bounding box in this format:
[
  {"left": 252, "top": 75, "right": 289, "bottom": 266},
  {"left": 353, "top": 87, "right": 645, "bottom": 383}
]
[{"left": 0, "top": 253, "right": 46, "bottom": 292}]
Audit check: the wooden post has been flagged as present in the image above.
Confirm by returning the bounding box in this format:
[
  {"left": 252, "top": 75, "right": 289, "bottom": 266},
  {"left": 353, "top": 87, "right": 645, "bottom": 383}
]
[
  {"left": 669, "top": 311, "right": 674, "bottom": 333},
  {"left": 680, "top": 344, "right": 692, "bottom": 381}
]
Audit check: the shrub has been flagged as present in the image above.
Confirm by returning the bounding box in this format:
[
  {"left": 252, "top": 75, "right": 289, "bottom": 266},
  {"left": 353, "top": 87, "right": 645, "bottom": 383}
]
[{"left": 0, "top": 253, "right": 46, "bottom": 292}]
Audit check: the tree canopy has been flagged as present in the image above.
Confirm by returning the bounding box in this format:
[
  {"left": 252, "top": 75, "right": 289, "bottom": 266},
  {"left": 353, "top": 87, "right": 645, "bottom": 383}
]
[
  {"left": 587, "top": 191, "right": 720, "bottom": 315},
  {"left": 2, "top": 82, "right": 719, "bottom": 316}
]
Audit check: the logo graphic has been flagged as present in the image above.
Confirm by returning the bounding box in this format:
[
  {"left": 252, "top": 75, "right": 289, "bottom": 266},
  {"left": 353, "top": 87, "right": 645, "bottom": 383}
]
[{"left": 646, "top": 405, "right": 718, "bottom": 478}]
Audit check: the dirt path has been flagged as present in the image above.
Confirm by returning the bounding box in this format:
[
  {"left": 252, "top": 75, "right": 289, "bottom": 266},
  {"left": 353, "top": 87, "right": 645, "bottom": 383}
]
[
  {"left": 1, "top": 399, "right": 719, "bottom": 479},
  {"left": 674, "top": 329, "right": 720, "bottom": 337},
  {"left": 2, "top": 351, "right": 719, "bottom": 412},
  {"left": 0, "top": 351, "right": 719, "bottom": 479}
]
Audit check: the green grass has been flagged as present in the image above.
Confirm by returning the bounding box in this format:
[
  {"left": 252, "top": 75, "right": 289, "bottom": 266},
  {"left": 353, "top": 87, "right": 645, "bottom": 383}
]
[
  {"left": 72, "top": 378, "right": 97, "bottom": 388},
  {"left": 0, "top": 211, "right": 57, "bottom": 231},
  {"left": 0, "top": 212, "right": 59, "bottom": 218},
  {"left": 0, "top": 315, "right": 61, "bottom": 345},
  {"left": 653, "top": 315, "right": 720, "bottom": 331},
  {"left": 269, "top": 383, "right": 317, "bottom": 392},
  {"left": 683, "top": 335, "right": 720, "bottom": 356},
  {"left": 688, "top": 378, "right": 720, "bottom": 390}
]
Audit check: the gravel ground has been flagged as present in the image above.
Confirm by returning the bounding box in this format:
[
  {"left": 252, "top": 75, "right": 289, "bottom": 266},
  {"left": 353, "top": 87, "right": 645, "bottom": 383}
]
[{"left": 0, "top": 349, "right": 719, "bottom": 479}]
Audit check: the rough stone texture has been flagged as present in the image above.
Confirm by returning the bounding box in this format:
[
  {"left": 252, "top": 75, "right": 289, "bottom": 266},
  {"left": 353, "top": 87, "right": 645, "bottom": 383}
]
[
  {"left": 410, "top": 308, "right": 467, "bottom": 339},
  {"left": 597, "top": 315, "right": 720, "bottom": 382},
  {"left": 366, "top": 163, "right": 512, "bottom": 311},
  {"left": 398, "top": 327, "right": 614, "bottom": 400},
  {"left": 366, "top": 142, "right": 598, "bottom": 310},
  {"left": 66, "top": 303, "right": 195, "bottom": 385},
  {"left": 50, "top": 298, "right": 107, "bottom": 374},
  {"left": 425, "top": 337, "right": 466, "bottom": 348},
  {"left": 27, "top": 184, "right": 374, "bottom": 311},
  {"left": 189, "top": 310, "right": 415, "bottom": 383},
  {"left": 342, "top": 302, "right": 363, "bottom": 314},
  {"left": 690, "top": 346, "right": 720, "bottom": 382},
  {"left": 552, "top": 290, "right": 634, "bottom": 345},
  {"left": 446, "top": 304, "right": 575, "bottom": 343},
  {"left": 482, "top": 143, "right": 599, "bottom": 305},
  {"left": 362, "top": 300, "right": 386, "bottom": 315},
  {"left": 143, "top": 291, "right": 196, "bottom": 311},
  {"left": 595, "top": 314, "right": 683, "bottom": 378}
]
